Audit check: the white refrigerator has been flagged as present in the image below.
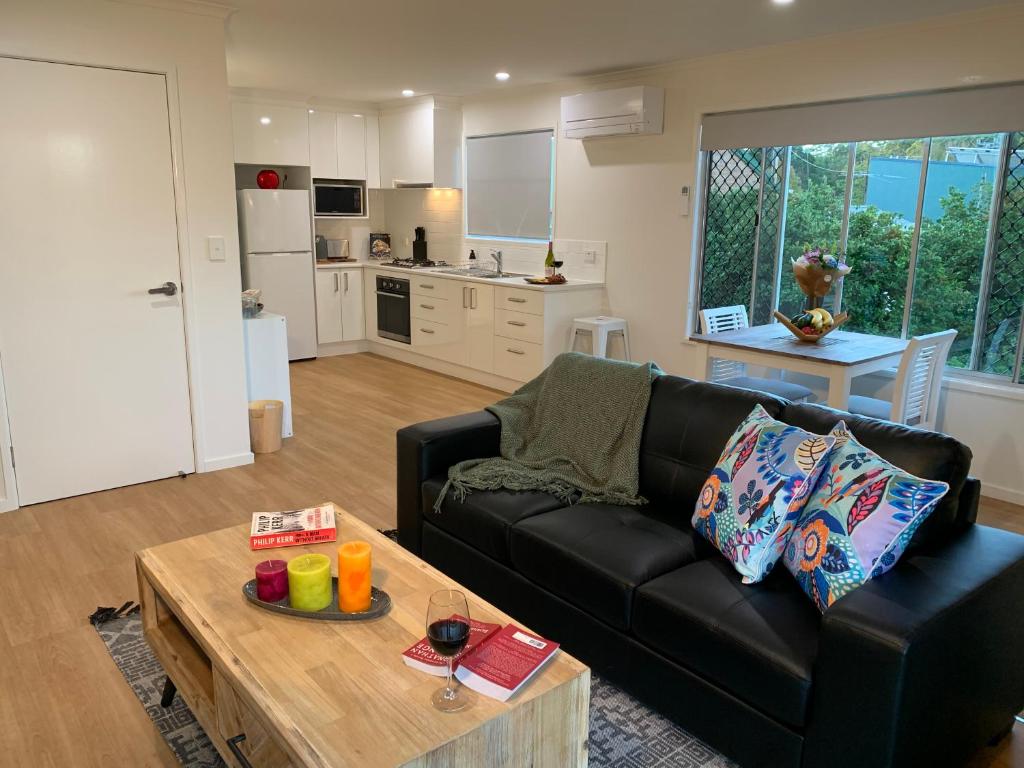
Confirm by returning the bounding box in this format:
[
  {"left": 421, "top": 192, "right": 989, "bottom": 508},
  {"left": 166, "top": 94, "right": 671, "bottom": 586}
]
[{"left": 237, "top": 189, "right": 317, "bottom": 360}]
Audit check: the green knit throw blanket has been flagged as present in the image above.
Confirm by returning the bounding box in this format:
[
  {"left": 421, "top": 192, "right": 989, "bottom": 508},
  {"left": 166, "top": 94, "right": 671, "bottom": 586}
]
[{"left": 435, "top": 352, "right": 661, "bottom": 512}]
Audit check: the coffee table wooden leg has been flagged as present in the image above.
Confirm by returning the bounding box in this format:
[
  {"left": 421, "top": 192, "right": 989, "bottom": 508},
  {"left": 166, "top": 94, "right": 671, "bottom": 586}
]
[{"left": 160, "top": 676, "right": 177, "bottom": 708}]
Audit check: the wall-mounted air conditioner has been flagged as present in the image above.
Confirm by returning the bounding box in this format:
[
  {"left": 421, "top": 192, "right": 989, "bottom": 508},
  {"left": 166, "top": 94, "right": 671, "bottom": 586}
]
[{"left": 560, "top": 85, "right": 664, "bottom": 139}]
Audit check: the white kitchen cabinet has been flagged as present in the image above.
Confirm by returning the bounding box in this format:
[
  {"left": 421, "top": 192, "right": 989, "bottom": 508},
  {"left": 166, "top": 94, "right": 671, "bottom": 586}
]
[
  {"left": 309, "top": 110, "right": 339, "bottom": 178},
  {"left": 309, "top": 110, "right": 369, "bottom": 181},
  {"left": 232, "top": 102, "right": 309, "bottom": 166},
  {"left": 464, "top": 284, "right": 494, "bottom": 372},
  {"left": 337, "top": 114, "right": 367, "bottom": 181},
  {"left": 378, "top": 98, "right": 461, "bottom": 188},
  {"left": 339, "top": 268, "right": 364, "bottom": 340},
  {"left": 315, "top": 267, "right": 363, "bottom": 344}
]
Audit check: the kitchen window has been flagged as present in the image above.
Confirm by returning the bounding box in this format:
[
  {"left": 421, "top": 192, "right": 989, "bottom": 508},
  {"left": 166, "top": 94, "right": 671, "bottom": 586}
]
[
  {"left": 465, "top": 129, "right": 555, "bottom": 242},
  {"left": 695, "top": 84, "right": 1024, "bottom": 384}
]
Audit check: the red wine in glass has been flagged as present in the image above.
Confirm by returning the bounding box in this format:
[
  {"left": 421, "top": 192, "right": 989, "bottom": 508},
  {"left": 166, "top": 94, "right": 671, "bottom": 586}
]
[
  {"left": 426, "top": 589, "right": 472, "bottom": 712},
  {"left": 427, "top": 618, "right": 470, "bottom": 656}
]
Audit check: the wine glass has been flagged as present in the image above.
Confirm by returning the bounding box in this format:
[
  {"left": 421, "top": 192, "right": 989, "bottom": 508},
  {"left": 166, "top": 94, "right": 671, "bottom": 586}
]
[{"left": 426, "top": 588, "right": 471, "bottom": 713}]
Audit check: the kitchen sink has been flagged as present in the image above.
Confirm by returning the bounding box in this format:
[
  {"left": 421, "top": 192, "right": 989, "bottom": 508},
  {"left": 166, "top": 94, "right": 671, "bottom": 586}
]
[{"left": 434, "top": 268, "right": 530, "bottom": 279}]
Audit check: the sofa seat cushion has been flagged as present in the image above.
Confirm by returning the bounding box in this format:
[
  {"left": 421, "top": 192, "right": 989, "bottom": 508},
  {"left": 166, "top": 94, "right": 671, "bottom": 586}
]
[
  {"left": 422, "top": 476, "right": 566, "bottom": 564},
  {"left": 509, "top": 503, "right": 711, "bottom": 632},
  {"left": 633, "top": 557, "right": 821, "bottom": 728}
]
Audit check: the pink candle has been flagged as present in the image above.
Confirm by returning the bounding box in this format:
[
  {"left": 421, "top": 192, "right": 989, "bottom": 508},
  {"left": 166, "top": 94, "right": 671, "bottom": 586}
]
[{"left": 255, "top": 559, "right": 288, "bottom": 602}]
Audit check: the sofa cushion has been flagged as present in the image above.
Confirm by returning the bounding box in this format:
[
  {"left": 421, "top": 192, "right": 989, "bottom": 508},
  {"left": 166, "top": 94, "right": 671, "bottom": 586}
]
[
  {"left": 783, "top": 422, "right": 949, "bottom": 612},
  {"left": 422, "top": 476, "right": 566, "bottom": 564},
  {"left": 509, "top": 503, "right": 712, "bottom": 631},
  {"left": 633, "top": 557, "right": 821, "bottom": 728},
  {"left": 779, "top": 402, "right": 972, "bottom": 549},
  {"left": 639, "top": 376, "right": 788, "bottom": 510},
  {"left": 691, "top": 404, "right": 835, "bottom": 584}
]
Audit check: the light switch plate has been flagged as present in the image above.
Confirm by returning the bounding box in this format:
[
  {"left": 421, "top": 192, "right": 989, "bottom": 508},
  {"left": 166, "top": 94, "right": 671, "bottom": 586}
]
[{"left": 207, "top": 235, "right": 226, "bottom": 262}]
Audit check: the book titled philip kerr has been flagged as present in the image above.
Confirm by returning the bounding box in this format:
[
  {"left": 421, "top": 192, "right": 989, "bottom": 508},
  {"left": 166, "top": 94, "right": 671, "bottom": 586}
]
[{"left": 249, "top": 503, "right": 337, "bottom": 550}]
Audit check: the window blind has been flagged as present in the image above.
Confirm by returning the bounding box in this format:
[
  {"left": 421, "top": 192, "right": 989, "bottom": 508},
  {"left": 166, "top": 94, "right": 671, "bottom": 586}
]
[
  {"left": 700, "top": 83, "right": 1024, "bottom": 151},
  {"left": 466, "top": 129, "right": 553, "bottom": 240}
]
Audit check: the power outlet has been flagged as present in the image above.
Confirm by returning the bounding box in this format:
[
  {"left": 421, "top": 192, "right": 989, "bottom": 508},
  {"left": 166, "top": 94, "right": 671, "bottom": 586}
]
[{"left": 583, "top": 250, "right": 598, "bottom": 265}]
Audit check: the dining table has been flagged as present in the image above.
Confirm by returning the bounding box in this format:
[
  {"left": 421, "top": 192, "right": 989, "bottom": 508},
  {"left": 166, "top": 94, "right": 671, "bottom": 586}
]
[{"left": 689, "top": 323, "right": 908, "bottom": 410}]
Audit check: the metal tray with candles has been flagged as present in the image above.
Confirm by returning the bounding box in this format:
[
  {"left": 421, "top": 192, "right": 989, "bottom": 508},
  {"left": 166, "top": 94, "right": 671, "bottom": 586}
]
[{"left": 242, "top": 578, "right": 392, "bottom": 621}]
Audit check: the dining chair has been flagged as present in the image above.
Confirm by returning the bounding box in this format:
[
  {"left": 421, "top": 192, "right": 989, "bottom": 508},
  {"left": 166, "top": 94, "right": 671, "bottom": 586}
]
[
  {"left": 699, "top": 305, "right": 814, "bottom": 402},
  {"left": 847, "top": 329, "right": 957, "bottom": 430}
]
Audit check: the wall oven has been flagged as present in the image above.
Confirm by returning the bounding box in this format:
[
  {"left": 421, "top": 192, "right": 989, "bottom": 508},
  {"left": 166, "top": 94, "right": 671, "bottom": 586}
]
[
  {"left": 313, "top": 180, "right": 365, "bottom": 217},
  {"left": 376, "top": 275, "right": 411, "bottom": 344}
]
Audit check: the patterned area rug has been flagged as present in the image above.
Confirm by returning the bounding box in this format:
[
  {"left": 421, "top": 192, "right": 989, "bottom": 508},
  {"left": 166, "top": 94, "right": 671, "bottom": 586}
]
[{"left": 93, "top": 604, "right": 735, "bottom": 768}]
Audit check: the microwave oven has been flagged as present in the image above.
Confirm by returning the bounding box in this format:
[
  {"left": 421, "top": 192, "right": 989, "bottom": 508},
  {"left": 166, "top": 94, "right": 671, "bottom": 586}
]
[{"left": 313, "top": 180, "right": 364, "bottom": 217}]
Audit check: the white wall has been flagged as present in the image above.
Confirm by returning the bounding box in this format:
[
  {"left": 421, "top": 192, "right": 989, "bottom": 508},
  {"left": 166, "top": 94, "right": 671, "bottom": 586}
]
[
  {"left": 461, "top": 4, "right": 1024, "bottom": 504},
  {"left": 0, "top": 0, "right": 252, "bottom": 509}
]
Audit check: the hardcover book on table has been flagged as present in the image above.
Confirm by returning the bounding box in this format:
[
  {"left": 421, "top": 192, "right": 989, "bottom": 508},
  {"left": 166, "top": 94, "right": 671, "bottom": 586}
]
[{"left": 249, "top": 503, "right": 337, "bottom": 550}]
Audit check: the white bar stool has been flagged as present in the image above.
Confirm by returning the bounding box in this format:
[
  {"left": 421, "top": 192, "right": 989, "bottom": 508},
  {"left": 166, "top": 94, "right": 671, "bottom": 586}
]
[{"left": 571, "top": 316, "right": 631, "bottom": 361}]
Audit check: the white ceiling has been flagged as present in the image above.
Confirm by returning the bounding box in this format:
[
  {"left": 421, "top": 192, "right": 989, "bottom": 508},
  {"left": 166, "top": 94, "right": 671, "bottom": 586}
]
[{"left": 224, "top": 0, "right": 1015, "bottom": 104}]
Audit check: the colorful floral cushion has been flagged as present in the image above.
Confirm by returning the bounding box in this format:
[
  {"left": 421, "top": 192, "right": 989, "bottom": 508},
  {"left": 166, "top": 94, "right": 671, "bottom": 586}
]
[
  {"left": 783, "top": 422, "right": 949, "bottom": 612},
  {"left": 692, "top": 405, "right": 835, "bottom": 584}
]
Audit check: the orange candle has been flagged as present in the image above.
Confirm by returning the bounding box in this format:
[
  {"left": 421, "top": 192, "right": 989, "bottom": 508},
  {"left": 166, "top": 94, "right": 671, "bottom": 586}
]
[{"left": 338, "top": 540, "right": 372, "bottom": 612}]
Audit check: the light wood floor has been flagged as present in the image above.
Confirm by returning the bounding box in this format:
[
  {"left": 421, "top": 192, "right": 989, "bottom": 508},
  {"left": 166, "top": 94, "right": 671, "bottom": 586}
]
[{"left": 0, "top": 353, "right": 1018, "bottom": 767}]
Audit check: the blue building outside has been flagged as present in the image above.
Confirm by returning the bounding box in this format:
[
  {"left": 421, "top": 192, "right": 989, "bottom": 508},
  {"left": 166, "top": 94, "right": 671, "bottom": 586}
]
[{"left": 863, "top": 156, "right": 995, "bottom": 223}]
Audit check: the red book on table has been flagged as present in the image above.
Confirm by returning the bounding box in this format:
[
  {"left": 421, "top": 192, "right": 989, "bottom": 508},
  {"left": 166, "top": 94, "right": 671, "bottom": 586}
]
[
  {"left": 248, "top": 503, "right": 337, "bottom": 550},
  {"left": 454, "top": 624, "right": 560, "bottom": 702},
  {"left": 401, "top": 617, "right": 501, "bottom": 676}
]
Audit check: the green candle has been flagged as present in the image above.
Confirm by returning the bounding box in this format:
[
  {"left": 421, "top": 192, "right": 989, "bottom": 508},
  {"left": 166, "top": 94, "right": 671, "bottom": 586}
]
[{"left": 287, "top": 553, "right": 332, "bottom": 612}]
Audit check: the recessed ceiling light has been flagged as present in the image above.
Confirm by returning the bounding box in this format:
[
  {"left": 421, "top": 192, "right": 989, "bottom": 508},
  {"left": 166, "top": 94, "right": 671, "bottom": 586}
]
[
  {"left": 353, "top": 113, "right": 363, "bottom": 118},
  {"left": 495, "top": 72, "right": 510, "bottom": 81},
  {"left": 308, "top": 108, "right": 315, "bottom": 114},
  {"left": 259, "top": 116, "right": 271, "bottom": 125},
  {"left": 961, "top": 75, "right": 984, "bottom": 83},
  {"left": 402, "top": 89, "right": 415, "bottom": 97},
  {"left": 772, "top": 0, "right": 794, "bottom": 5}
]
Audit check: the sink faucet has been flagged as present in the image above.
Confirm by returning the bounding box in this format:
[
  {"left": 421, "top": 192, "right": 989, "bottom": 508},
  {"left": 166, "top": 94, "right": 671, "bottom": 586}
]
[{"left": 489, "top": 249, "right": 503, "bottom": 276}]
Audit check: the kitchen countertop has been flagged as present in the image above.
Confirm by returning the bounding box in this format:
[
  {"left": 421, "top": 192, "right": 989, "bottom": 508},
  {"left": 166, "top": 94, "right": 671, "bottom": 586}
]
[{"left": 361, "top": 262, "right": 605, "bottom": 292}]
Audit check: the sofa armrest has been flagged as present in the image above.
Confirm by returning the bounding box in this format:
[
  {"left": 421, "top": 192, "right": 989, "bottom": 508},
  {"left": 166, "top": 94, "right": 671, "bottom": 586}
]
[
  {"left": 396, "top": 411, "right": 501, "bottom": 554},
  {"left": 803, "top": 524, "right": 1024, "bottom": 768}
]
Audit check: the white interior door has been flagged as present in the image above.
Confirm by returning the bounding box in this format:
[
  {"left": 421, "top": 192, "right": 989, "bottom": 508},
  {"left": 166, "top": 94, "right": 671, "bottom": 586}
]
[{"left": 0, "top": 58, "right": 195, "bottom": 506}]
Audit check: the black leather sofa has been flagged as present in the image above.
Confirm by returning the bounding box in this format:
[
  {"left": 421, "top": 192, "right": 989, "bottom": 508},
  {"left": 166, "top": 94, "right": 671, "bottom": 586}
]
[{"left": 397, "top": 375, "right": 1024, "bottom": 768}]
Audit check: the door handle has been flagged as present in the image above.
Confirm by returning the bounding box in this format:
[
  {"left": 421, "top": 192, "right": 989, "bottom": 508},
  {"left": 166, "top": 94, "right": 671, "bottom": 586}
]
[
  {"left": 148, "top": 281, "right": 178, "bottom": 296},
  {"left": 419, "top": 304, "right": 435, "bottom": 310},
  {"left": 344, "top": 272, "right": 349, "bottom": 292},
  {"left": 334, "top": 273, "right": 340, "bottom": 293},
  {"left": 420, "top": 327, "right": 435, "bottom": 334},
  {"left": 419, "top": 283, "right": 435, "bottom": 290},
  {"left": 470, "top": 287, "right": 478, "bottom": 309},
  {"left": 507, "top": 347, "right": 526, "bottom": 355},
  {"left": 507, "top": 297, "right": 527, "bottom": 304},
  {"left": 225, "top": 734, "right": 254, "bottom": 768},
  {"left": 462, "top": 286, "right": 469, "bottom": 308},
  {"left": 507, "top": 320, "right": 527, "bottom": 327}
]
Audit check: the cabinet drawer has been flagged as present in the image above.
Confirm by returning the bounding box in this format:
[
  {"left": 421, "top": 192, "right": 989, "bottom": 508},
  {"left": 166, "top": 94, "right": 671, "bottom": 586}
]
[
  {"left": 413, "top": 318, "right": 464, "bottom": 364},
  {"left": 493, "top": 338, "right": 544, "bottom": 382},
  {"left": 495, "top": 309, "right": 543, "bottom": 344},
  {"left": 412, "top": 296, "right": 459, "bottom": 325},
  {"left": 411, "top": 276, "right": 462, "bottom": 303},
  {"left": 496, "top": 287, "right": 544, "bottom": 316},
  {"left": 214, "top": 669, "right": 294, "bottom": 768}
]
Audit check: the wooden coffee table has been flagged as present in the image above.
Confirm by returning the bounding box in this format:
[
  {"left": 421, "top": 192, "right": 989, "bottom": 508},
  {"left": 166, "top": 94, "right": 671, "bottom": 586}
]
[{"left": 135, "top": 505, "right": 590, "bottom": 767}]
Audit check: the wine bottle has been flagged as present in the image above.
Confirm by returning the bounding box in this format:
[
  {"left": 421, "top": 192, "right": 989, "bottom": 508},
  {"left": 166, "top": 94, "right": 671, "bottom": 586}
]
[{"left": 544, "top": 241, "right": 555, "bottom": 277}]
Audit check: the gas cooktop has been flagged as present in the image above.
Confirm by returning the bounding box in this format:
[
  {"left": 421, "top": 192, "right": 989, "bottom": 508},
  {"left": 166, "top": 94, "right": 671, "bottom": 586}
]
[{"left": 380, "top": 259, "right": 452, "bottom": 270}]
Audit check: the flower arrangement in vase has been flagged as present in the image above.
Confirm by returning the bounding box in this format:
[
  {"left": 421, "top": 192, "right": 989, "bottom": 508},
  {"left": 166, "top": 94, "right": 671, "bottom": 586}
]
[{"left": 774, "top": 245, "right": 852, "bottom": 342}]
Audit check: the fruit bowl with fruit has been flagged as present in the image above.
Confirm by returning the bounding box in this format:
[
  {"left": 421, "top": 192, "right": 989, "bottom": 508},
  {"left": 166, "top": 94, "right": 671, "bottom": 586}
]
[{"left": 773, "top": 308, "right": 848, "bottom": 343}]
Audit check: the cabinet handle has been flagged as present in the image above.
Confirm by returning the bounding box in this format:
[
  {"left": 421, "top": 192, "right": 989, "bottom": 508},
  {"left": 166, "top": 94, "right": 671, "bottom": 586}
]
[
  {"left": 471, "top": 287, "right": 478, "bottom": 309},
  {"left": 333, "top": 273, "right": 340, "bottom": 293},
  {"left": 507, "top": 297, "right": 527, "bottom": 304},
  {"left": 420, "top": 327, "right": 435, "bottom": 335},
  {"left": 419, "top": 283, "right": 435, "bottom": 290},
  {"left": 226, "top": 734, "right": 254, "bottom": 768},
  {"left": 344, "top": 272, "right": 349, "bottom": 292},
  {"left": 419, "top": 303, "right": 435, "bottom": 310},
  {"left": 506, "top": 348, "right": 525, "bottom": 355},
  {"left": 507, "top": 320, "right": 527, "bottom": 327},
  {"left": 462, "top": 286, "right": 469, "bottom": 308}
]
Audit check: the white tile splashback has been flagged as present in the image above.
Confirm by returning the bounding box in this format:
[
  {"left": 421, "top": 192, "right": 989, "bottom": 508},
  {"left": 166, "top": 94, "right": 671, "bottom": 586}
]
[{"left": 459, "top": 238, "right": 607, "bottom": 283}]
